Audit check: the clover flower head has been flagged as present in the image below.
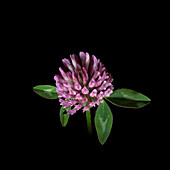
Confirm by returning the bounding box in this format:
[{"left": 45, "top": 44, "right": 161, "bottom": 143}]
[{"left": 54, "top": 52, "right": 114, "bottom": 115}]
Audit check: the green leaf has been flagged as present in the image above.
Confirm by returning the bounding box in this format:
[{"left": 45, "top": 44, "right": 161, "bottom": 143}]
[
  {"left": 95, "top": 100, "right": 113, "bottom": 145},
  {"left": 33, "top": 85, "right": 59, "bottom": 99},
  {"left": 105, "top": 88, "right": 151, "bottom": 108},
  {"left": 60, "top": 106, "right": 71, "bottom": 127}
]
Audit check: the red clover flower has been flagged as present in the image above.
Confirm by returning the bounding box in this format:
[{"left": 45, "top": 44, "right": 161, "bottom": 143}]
[{"left": 54, "top": 52, "right": 114, "bottom": 115}]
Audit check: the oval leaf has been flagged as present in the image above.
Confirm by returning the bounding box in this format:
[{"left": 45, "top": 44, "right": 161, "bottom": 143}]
[
  {"left": 33, "top": 85, "right": 58, "bottom": 99},
  {"left": 105, "top": 88, "right": 151, "bottom": 108},
  {"left": 95, "top": 100, "right": 113, "bottom": 145},
  {"left": 60, "top": 106, "right": 71, "bottom": 127}
]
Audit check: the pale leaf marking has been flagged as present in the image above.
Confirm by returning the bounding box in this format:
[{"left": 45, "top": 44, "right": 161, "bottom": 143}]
[{"left": 98, "top": 114, "right": 109, "bottom": 133}]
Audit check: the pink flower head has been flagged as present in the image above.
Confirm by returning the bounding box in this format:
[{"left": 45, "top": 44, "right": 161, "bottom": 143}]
[{"left": 54, "top": 52, "right": 114, "bottom": 115}]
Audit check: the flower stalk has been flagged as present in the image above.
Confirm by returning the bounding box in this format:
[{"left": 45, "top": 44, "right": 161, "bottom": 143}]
[{"left": 86, "top": 110, "right": 92, "bottom": 135}]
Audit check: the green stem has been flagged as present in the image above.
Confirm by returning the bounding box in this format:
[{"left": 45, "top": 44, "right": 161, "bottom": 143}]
[{"left": 86, "top": 110, "right": 92, "bottom": 135}]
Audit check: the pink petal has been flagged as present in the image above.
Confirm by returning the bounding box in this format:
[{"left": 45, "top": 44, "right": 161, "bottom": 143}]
[
  {"left": 82, "top": 97, "right": 88, "bottom": 103},
  {"left": 104, "top": 88, "right": 113, "bottom": 97},
  {"left": 68, "top": 88, "right": 77, "bottom": 95},
  {"left": 58, "top": 92, "right": 69, "bottom": 98},
  {"left": 82, "top": 67, "right": 89, "bottom": 81},
  {"left": 56, "top": 83, "right": 68, "bottom": 92},
  {"left": 89, "top": 56, "right": 94, "bottom": 77},
  {"left": 59, "top": 98, "right": 64, "bottom": 104},
  {"left": 95, "top": 99, "right": 103, "bottom": 106},
  {"left": 108, "top": 75, "right": 114, "bottom": 83},
  {"left": 88, "top": 78, "right": 95, "bottom": 88},
  {"left": 92, "top": 71, "right": 100, "bottom": 80},
  {"left": 102, "top": 67, "right": 106, "bottom": 72},
  {"left": 70, "top": 54, "right": 81, "bottom": 70},
  {"left": 79, "top": 52, "right": 86, "bottom": 67},
  {"left": 81, "top": 86, "right": 89, "bottom": 94},
  {"left": 98, "top": 78, "right": 112, "bottom": 91},
  {"left": 67, "top": 72, "right": 73, "bottom": 81},
  {"left": 77, "top": 63, "right": 82, "bottom": 70},
  {"left": 75, "top": 103, "right": 83, "bottom": 110},
  {"left": 85, "top": 52, "right": 90, "bottom": 71},
  {"left": 63, "top": 101, "right": 72, "bottom": 108},
  {"left": 77, "top": 71, "right": 83, "bottom": 83},
  {"left": 70, "top": 54, "right": 77, "bottom": 69},
  {"left": 75, "top": 93, "right": 83, "bottom": 100},
  {"left": 95, "top": 75, "right": 103, "bottom": 87},
  {"left": 54, "top": 75, "right": 63, "bottom": 83},
  {"left": 92, "top": 55, "right": 99, "bottom": 75},
  {"left": 63, "top": 80, "right": 70, "bottom": 88},
  {"left": 97, "top": 81, "right": 107, "bottom": 91},
  {"left": 68, "top": 99, "right": 78, "bottom": 106},
  {"left": 74, "top": 82, "right": 82, "bottom": 91},
  {"left": 101, "top": 72, "right": 108, "bottom": 81},
  {"left": 67, "top": 108, "right": 77, "bottom": 115},
  {"left": 90, "top": 89, "right": 97, "bottom": 97},
  {"left": 62, "top": 58, "right": 74, "bottom": 72},
  {"left": 59, "top": 67, "right": 68, "bottom": 81},
  {"left": 83, "top": 106, "right": 89, "bottom": 113},
  {"left": 98, "top": 62, "right": 104, "bottom": 73},
  {"left": 81, "top": 71, "right": 87, "bottom": 85},
  {"left": 89, "top": 101, "right": 95, "bottom": 108},
  {"left": 72, "top": 71, "right": 78, "bottom": 83},
  {"left": 97, "top": 91, "right": 104, "bottom": 99}
]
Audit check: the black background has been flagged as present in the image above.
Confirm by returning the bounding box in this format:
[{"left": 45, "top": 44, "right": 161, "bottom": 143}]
[{"left": 14, "top": 5, "right": 159, "bottom": 167}]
